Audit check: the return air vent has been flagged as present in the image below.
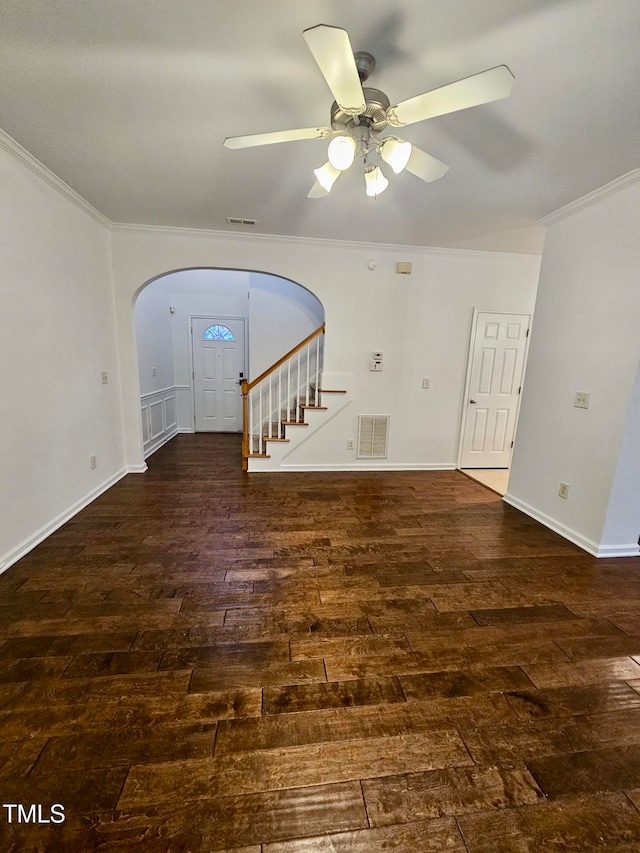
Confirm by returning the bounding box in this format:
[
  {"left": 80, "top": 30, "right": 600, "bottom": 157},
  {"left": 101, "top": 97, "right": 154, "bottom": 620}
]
[
  {"left": 226, "top": 217, "right": 257, "bottom": 226},
  {"left": 357, "top": 415, "right": 389, "bottom": 459}
]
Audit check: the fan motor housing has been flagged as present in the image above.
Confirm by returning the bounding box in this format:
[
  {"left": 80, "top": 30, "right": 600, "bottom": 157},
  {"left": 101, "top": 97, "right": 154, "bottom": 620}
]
[{"left": 330, "top": 87, "right": 390, "bottom": 133}]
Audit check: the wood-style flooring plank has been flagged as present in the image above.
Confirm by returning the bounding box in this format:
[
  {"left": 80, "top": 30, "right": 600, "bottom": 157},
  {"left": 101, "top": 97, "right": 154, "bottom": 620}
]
[
  {"left": 263, "top": 817, "right": 467, "bottom": 852},
  {"left": 119, "top": 730, "right": 473, "bottom": 808},
  {"left": 456, "top": 792, "right": 640, "bottom": 852}
]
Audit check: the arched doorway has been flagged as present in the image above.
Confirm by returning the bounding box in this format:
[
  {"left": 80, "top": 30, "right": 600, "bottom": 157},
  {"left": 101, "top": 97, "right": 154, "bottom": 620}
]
[{"left": 133, "top": 267, "right": 325, "bottom": 460}]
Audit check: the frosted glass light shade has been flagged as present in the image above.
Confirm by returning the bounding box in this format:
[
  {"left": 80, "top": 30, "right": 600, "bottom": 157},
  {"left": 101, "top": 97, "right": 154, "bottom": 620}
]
[
  {"left": 327, "top": 135, "right": 356, "bottom": 170},
  {"left": 307, "top": 180, "right": 329, "bottom": 198},
  {"left": 313, "top": 161, "right": 341, "bottom": 192},
  {"left": 365, "top": 166, "right": 389, "bottom": 197},
  {"left": 380, "top": 137, "right": 412, "bottom": 173}
]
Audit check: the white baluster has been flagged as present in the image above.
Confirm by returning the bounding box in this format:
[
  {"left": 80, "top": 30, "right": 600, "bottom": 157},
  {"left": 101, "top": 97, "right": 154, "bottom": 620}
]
[
  {"left": 278, "top": 365, "right": 282, "bottom": 438},
  {"left": 315, "top": 333, "right": 320, "bottom": 404}
]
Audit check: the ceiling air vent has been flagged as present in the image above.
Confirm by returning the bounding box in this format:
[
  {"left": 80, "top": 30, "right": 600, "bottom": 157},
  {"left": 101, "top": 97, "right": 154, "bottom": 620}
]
[
  {"left": 226, "top": 217, "right": 257, "bottom": 226},
  {"left": 357, "top": 415, "right": 389, "bottom": 459}
]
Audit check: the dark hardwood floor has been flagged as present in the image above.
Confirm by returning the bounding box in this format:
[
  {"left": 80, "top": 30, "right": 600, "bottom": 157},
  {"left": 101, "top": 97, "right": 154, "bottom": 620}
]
[{"left": 2, "top": 433, "right": 640, "bottom": 851}]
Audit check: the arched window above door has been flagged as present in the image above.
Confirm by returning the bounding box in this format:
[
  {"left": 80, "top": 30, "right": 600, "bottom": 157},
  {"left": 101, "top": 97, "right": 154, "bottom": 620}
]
[{"left": 202, "top": 324, "right": 235, "bottom": 341}]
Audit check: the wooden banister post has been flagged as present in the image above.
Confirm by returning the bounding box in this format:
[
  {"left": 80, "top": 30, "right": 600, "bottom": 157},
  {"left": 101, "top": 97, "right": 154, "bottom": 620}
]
[{"left": 241, "top": 380, "right": 249, "bottom": 471}]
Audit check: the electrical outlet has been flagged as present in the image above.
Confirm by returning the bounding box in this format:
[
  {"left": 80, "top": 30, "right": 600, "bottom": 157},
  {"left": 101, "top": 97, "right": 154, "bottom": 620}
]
[
  {"left": 101, "top": 371, "right": 108, "bottom": 385},
  {"left": 422, "top": 378, "right": 430, "bottom": 389},
  {"left": 347, "top": 439, "right": 355, "bottom": 450},
  {"left": 558, "top": 482, "right": 569, "bottom": 499},
  {"left": 574, "top": 391, "right": 590, "bottom": 409},
  {"left": 90, "top": 455, "right": 97, "bottom": 470}
]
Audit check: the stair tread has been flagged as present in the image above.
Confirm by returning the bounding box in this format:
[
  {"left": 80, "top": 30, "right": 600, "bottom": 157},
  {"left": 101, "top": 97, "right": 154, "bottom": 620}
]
[
  {"left": 263, "top": 437, "right": 290, "bottom": 443},
  {"left": 246, "top": 453, "right": 271, "bottom": 459},
  {"left": 281, "top": 420, "right": 309, "bottom": 426},
  {"left": 300, "top": 404, "right": 328, "bottom": 410},
  {"left": 318, "top": 389, "right": 347, "bottom": 393}
]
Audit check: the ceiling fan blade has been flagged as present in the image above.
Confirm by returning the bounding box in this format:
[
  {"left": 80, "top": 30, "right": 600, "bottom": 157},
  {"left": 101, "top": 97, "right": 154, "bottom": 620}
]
[
  {"left": 303, "top": 24, "right": 365, "bottom": 114},
  {"left": 387, "top": 65, "right": 514, "bottom": 127},
  {"left": 404, "top": 145, "right": 449, "bottom": 183},
  {"left": 224, "top": 127, "right": 331, "bottom": 149}
]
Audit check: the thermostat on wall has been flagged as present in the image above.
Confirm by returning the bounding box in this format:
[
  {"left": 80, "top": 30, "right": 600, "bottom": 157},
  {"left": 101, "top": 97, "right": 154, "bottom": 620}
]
[{"left": 370, "top": 351, "right": 383, "bottom": 371}]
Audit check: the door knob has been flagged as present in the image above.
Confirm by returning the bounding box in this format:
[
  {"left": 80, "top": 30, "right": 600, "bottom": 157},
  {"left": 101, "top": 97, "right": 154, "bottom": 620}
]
[{"left": 469, "top": 399, "right": 477, "bottom": 404}]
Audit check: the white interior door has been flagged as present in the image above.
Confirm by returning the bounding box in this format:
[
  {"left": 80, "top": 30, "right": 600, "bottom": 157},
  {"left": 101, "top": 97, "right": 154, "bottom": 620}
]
[
  {"left": 191, "top": 317, "right": 246, "bottom": 432},
  {"left": 459, "top": 311, "right": 530, "bottom": 468}
]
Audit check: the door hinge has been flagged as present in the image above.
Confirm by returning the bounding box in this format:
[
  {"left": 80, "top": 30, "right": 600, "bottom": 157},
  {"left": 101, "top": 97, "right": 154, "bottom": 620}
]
[
  {"left": 526, "top": 328, "right": 530, "bottom": 337},
  {"left": 518, "top": 386, "right": 522, "bottom": 394},
  {"left": 511, "top": 440, "right": 514, "bottom": 448}
]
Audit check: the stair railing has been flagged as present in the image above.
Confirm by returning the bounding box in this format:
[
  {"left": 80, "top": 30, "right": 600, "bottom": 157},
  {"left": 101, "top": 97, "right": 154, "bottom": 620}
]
[{"left": 241, "top": 323, "right": 325, "bottom": 469}]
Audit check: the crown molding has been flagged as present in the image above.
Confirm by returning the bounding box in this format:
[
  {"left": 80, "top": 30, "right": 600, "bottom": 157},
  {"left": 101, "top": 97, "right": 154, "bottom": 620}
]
[
  {"left": 540, "top": 169, "right": 640, "bottom": 227},
  {"left": 0, "top": 126, "right": 540, "bottom": 258},
  {"left": 109, "top": 221, "right": 540, "bottom": 260},
  {"left": 0, "top": 128, "right": 111, "bottom": 229}
]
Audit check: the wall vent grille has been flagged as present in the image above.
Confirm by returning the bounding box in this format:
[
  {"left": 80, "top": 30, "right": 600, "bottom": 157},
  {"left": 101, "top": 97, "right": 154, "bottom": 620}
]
[
  {"left": 357, "top": 415, "right": 390, "bottom": 459},
  {"left": 226, "top": 217, "right": 257, "bottom": 226}
]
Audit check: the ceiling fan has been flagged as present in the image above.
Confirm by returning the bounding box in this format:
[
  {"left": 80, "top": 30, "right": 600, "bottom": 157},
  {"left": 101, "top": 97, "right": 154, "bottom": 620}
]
[{"left": 224, "top": 24, "right": 514, "bottom": 198}]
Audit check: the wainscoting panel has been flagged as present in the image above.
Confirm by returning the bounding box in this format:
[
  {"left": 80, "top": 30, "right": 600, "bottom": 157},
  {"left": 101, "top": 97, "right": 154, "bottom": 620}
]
[{"left": 141, "top": 387, "right": 180, "bottom": 458}]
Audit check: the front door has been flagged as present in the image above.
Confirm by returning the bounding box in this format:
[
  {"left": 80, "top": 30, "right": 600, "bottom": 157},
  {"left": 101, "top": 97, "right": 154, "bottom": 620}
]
[
  {"left": 191, "top": 317, "right": 246, "bottom": 432},
  {"left": 459, "top": 311, "right": 530, "bottom": 468}
]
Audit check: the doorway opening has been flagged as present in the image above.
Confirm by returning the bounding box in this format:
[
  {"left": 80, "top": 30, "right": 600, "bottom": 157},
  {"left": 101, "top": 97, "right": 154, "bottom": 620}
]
[
  {"left": 458, "top": 309, "right": 531, "bottom": 497},
  {"left": 133, "top": 267, "right": 325, "bottom": 460}
]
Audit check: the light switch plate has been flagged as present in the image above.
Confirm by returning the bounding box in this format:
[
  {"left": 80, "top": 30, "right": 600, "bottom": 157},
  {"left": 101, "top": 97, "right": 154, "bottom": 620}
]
[{"left": 574, "top": 391, "right": 590, "bottom": 409}]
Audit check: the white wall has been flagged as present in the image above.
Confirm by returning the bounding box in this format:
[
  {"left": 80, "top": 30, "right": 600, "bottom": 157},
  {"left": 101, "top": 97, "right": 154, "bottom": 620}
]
[
  {"left": 249, "top": 272, "right": 325, "bottom": 377},
  {"left": 0, "top": 137, "right": 125, "bottom": 570},
  {"left": 601, "top": 362, "right": 640, "bottom": 553},
  {"left": 134, "top": 278, "right": 177, "bottom": 455},
  {"left": 111, "top": 227, "right": 540, "bottom": 472},
  {"left": 135, "top": 276, "right": 174, "bottom": 396},
  {"left": 507, "top": 175, "right": 640, "bottom": 555}
]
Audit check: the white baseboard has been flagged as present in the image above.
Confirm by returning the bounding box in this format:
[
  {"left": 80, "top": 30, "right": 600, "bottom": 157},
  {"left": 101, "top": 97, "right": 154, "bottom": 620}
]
[
  {"left": 127, "top": 463, "right": 148, "bottom": 473},
  {"left": 595, "top": 544, "right": 640, "bottom": 558},
  {"left": 503, "top": 493, "right": 601, "bottom": 556},
  {"left": 251, "top": 462, "right": 457, "bottom": 473},
  {"left": 0, "top": 467, "right": 128, "bottom": 575}
]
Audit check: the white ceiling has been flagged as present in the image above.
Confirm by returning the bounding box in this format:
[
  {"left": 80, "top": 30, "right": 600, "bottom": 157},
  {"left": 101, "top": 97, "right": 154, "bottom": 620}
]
[{"left": 1, "top": 0, "right": 638, "bottom": 253}]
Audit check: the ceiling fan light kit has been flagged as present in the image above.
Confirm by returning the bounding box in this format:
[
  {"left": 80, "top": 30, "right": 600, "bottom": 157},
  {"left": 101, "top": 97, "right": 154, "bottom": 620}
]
[
  {"left": 380, "top": 137, "right": 412, "bottom": 174},
  {"left": 327, "top": 135, "right": 356, "bottom": 170},
  {"left": 313, "top": 161, "right": 341, "bottom": 192},
  {"left": 223, "top": 24, "right": 514, "bottom": 201},
  {"left": 365, "top": 165, "right": 389, "bottom": 197}
]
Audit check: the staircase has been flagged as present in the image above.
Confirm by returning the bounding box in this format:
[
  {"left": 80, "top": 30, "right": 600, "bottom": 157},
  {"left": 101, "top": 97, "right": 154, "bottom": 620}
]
[{"left": 241, "top": 324, "right": 349, "bottom": 471}]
